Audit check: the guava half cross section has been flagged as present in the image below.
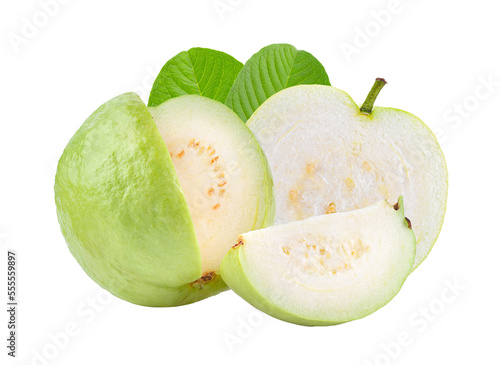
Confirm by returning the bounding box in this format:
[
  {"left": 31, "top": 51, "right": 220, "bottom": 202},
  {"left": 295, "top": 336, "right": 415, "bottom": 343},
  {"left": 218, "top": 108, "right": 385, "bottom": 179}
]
[
  {"left": 55, "top": 93, "right": 274, "bottom": 307},
  {"left": 247, "top": 81, "right": 447, "bottom": 270},
  {"left": 149, "top": 95, "right": 275, "bottom": 276},
  {"left": 221, "top": 198, "right": 415, "bottom": 326}
]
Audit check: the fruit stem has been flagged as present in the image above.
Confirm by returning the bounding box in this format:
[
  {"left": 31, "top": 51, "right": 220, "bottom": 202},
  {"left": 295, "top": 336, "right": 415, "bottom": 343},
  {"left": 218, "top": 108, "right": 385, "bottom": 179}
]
[{"left": 360, "top": 78, "right": 387, "bottom": 115}]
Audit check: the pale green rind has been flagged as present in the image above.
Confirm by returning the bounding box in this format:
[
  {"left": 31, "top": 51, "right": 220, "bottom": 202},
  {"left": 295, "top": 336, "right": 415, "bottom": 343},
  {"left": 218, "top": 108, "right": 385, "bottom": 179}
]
[
  {"left": 260, "top": 157, "right": 276, "bottom": 229},
  {"left": 225, "top": 44, "right": 330, "bottom": 122},
  {"left": 371, "top": 107, "right": 448, "bottom": 270},
  {"left": 148, "top": 48, "right": 243, "bottom": 107},
  {"left": 221, "top": 198, "right": 415, "bottom": 326},
  {"left": 249, "top": 114, "right": 276, "bottom": 230},
  {"left": 55, "top": 92, "right": 202, "bottom": 305},
  {"left": 119, "top": 271, "right": 228, "bottom": 307},
  {"left": 221, "top": 246, "right": 331, "bottom": 326}
]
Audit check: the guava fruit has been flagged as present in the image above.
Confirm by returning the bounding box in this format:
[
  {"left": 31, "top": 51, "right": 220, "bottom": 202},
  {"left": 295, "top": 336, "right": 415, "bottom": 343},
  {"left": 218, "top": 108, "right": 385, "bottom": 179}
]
[
  {"left": 221, "top": 198, "right": 415, "bottom": 326},
  {"left": 148, "top": 95, "right": 275, "bottom": 276},
  {"left": 246, "top": 79, "right": 447, "bottom": 270},
  {"left": 55, "top": 92, "right": 274, "bottom": 307}
]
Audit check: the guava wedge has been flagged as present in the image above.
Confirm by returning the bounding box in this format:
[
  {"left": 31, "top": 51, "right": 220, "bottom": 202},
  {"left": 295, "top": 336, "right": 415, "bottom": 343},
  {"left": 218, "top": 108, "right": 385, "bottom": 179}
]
[
  {"left": 247, "top": 79, "right": 447, "bottom": 270},
  {"left": 55, "top": 92, "right": 274, "bottom": 307},
  {"left": 221, "top": 198, "right": 415, "bottom": 326}
]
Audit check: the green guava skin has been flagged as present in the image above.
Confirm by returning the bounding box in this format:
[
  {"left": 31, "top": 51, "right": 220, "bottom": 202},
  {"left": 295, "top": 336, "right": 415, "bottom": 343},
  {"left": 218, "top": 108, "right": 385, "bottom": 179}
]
[
  {"left": 55, "top": 92, "right": 227, "bottom": 306},
  {"left": 222, "top": 246, "right": 320, "bottom": 326}
]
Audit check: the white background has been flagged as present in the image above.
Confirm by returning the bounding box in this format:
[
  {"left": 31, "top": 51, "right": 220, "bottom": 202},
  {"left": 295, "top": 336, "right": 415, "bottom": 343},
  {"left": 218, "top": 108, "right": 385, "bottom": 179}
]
[{"left": 1, "top": 0, "right": 499, "bottom": 364}]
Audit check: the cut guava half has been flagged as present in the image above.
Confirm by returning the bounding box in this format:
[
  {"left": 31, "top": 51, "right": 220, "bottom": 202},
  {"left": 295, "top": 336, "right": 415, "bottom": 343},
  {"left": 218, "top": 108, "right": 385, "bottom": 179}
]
[
  {"left": 221, "top": 198, "right": 415, "bottom": 326},
  {"left": 55, "top": 93, "right": 274, "bottom": 307},
  {"left": 149, "top": 95, "right": 275, "bottom": 276},
  {"left": 247, "top": 81, "right": 447, "bottom": 270}
]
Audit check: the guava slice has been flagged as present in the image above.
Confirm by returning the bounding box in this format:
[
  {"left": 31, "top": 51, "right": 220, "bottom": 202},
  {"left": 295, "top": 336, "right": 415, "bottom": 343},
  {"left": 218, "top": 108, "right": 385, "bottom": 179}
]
[
  {"left": 246, "top": 81, "right": 447, "bottom": 269},
  {"left": 55, "top": 93, "right": 274, "bottom": 306},
  {"left": 221, "top": 198, "right": 415, "bottom": 326}
]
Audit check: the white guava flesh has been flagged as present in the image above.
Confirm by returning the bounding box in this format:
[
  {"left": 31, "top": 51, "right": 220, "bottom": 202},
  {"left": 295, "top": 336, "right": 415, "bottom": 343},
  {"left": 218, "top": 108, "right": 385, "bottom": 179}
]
[{"left": 247, "top": 85, "right": 447, "bottom": 269}]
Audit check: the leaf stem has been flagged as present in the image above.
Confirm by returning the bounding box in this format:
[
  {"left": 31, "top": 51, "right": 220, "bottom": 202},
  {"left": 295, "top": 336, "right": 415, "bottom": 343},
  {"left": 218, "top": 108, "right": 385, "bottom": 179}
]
[{"left": 360, "top": 78, "right": 387, "bottom": 115}]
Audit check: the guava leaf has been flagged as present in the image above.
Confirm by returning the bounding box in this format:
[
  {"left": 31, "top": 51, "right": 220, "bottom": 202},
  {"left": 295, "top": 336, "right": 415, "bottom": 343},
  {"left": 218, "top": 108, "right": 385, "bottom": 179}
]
[
  {"left": 148, "top": 48, "right": 243, "bottom": 107},
  {"left": 225, "top": 44, "right": 331, "bottom": 122}
]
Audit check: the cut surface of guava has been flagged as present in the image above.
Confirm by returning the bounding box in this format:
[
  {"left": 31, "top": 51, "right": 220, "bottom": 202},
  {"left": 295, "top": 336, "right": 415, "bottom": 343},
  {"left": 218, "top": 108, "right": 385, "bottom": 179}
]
[
  {"left": 221, "top": 198, "right": 415, "bottom": 326},
  {"left": 247, "top": 85, "right": 447, "bottom": 269},
  {"left": 149, "top": 95, "right": 275, "bottom": 275},
  {"left": 55, "top": 92, "right": 274, "bottom": 307}
]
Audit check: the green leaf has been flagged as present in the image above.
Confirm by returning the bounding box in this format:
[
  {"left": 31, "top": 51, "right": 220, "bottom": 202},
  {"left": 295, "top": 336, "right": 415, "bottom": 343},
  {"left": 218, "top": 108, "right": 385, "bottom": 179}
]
[
  {"left": 225, "top": 44, "right": 331, "bottom": 122},
  {"left": 148, "top": 47, "right": 243, "bottom": 107}
]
